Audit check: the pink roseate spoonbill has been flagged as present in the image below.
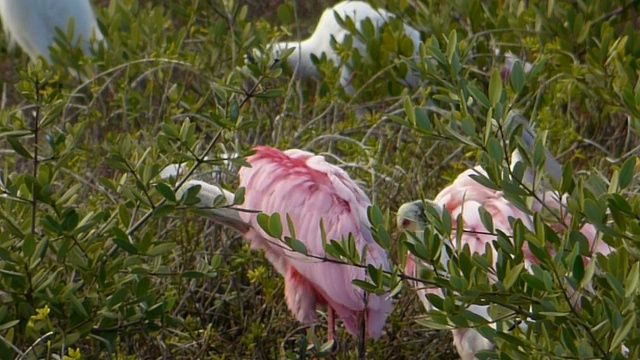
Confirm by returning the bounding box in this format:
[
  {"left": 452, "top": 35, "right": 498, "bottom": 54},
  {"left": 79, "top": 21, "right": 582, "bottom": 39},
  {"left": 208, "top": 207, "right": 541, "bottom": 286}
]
[
  {"left": 397, "top": 119, "right": 613, "bottom": 359},
  {"left": 397, "top": 167, "right": 533, "bottom": 360},
  {"left": 251, "top": 0, "right": 422, "bottom": 95},
  {"left": 175, "top": 146, "right": 393, "bottom": 343},
  {"left": 0, "top": 0, "right": 105, "bottom": 63},
  {"left": 397, "top": 166, "right": 616, "bottom": 359}
]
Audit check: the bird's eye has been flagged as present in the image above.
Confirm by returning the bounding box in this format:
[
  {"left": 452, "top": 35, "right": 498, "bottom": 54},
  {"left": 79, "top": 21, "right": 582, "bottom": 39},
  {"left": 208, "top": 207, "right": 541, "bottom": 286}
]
[{"left": 401, "top": 219, "right": 412, "bottom": 229}]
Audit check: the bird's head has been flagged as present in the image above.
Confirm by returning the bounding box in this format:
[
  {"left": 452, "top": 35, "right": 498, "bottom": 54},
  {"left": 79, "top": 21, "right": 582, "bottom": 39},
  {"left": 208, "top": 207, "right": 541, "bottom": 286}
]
[{"left": 396, "top": 200, "right": 429, "bottom": 232}]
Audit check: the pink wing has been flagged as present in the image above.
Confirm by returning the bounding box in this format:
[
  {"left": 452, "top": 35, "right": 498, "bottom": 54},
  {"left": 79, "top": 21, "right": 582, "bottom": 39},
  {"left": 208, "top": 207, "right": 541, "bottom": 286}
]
[
  {"left": 238, "top": 146, "right": 392, "bottom": 339},
  {"left": 405, "top": 167, "right": 532, "bottom": 358},
  {"left": 429, "top": 167, "right": 610, "bottom": 272},
  {"left": 533, "top": 191, "right": 613, "bottom": 260},
  {"left": 405, "top": 166, "right": 612, "bottom": 358},
  {"left": 433, "top": 167, "right": 536, "bottom": 270}
]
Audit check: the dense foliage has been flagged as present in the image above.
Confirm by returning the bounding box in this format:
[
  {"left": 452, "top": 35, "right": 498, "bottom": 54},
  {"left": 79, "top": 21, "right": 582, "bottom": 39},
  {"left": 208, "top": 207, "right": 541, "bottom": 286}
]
[{"left": 0, "top": 0, "right": 638, "bottom": 359}]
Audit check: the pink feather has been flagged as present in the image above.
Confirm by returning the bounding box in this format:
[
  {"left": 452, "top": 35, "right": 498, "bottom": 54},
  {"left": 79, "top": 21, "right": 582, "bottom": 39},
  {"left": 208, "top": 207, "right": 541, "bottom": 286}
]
[
  {"left": 405, "top": 166, "right": 611, "bottom": 359},
  {"left": 237, "top": 146, "right": 392, "bottom": 339}
]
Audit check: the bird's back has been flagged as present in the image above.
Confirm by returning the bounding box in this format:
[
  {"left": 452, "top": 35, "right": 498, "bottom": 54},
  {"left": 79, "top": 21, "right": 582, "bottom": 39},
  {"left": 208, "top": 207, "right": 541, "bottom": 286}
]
[
  {"left": 434, "top": 167, "right": 534, "bottom": 258},
  {"left": 238, "top": 146, "right": 392, "bottom": 338},
  {"left": 311, "top": 1, "right": 420, "bottom": 56},
  {"left": 0, "top": 0, "right": 103, "bottom": 62}
]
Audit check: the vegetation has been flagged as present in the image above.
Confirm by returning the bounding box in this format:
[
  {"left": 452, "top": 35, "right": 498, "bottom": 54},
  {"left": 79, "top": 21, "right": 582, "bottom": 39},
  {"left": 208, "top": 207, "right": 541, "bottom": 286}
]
[{"left": 0, "top": 0, "right": 639, "bottom": 359}]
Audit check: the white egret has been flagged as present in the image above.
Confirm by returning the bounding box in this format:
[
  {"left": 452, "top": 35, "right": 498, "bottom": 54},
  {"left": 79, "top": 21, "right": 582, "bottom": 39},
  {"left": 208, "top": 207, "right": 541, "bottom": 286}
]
[
  {"left": 252, "top": 1, "right": 422, "bottom": 95},
  {"left": 0, "top": 0, "right": 105, "bottom": 63}
]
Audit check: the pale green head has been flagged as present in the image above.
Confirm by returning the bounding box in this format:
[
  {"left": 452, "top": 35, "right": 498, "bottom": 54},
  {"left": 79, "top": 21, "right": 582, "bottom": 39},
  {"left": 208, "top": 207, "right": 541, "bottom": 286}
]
[{"left": 396, "top": 200, "right": 428, "bottom": 232}]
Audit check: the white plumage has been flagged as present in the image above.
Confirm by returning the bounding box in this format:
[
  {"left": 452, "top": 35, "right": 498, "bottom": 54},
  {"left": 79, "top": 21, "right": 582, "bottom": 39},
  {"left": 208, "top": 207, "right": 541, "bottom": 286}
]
[
  {"left": 261, "top": 1, "right": 422, "bottom": 95},
  {"left": 0, "top": 0, "right": 105, "bottom": 62}
]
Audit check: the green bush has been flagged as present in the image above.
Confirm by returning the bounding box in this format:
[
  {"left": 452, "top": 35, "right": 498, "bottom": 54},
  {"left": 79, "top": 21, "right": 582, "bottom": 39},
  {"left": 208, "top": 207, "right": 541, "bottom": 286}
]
[{"left": 0, "top": 0, "right": 638, "bottom": 359}]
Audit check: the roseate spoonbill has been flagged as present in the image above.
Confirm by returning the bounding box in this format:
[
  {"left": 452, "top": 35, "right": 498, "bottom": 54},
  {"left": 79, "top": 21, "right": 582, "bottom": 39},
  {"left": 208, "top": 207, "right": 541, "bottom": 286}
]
[
  {"left": 0, "top": 0, "right": 105, "bottom": 62},
  {"left": 397, "top": 167, "right": 532, "bottom": 360},
  {"left": 396, "top": 119, "right": 613, "bottom": 359},
  {"left": 251, "top": 0, "right": 422, "bottom": 95},
  {"left": 174, "top": 146, "right": 392, "bottom": 344}
]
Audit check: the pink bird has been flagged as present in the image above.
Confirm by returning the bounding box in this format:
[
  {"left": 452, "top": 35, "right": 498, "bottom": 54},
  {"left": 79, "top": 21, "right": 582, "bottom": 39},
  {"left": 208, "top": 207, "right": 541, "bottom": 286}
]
[
  {"left": 396, "top": 116, "right": 614, "bottom": 359},
  {"left": 397, "top": 165, "right": 613, "bottom": 359},
  {"left": 174, "top": 146, "right": 393, "bottom": 344},
  {"left": 397, "top": 166, "right": 531, "bottom": 360}
]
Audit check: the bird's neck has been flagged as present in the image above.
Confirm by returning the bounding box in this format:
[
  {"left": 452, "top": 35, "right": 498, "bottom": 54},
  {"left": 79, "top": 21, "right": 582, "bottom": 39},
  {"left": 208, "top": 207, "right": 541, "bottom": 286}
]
[{"left": 275, "top": 40, "right": 321, "bottom": 79}]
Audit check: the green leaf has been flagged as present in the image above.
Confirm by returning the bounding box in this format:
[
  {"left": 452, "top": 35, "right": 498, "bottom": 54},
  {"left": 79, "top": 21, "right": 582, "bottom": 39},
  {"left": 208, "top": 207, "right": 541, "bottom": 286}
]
[
  {"left": 404, "top": 97, "right": 415, "bottom": 125},
  {"left": 257, "top": 213, "right": 270, "bottom": 234},
  {"left": 118, "top": 204, "right": 131, "bottom": 227},
  {"left": 503, "top": 263, "right": 524, "bottom": 290},
  {"left": 467, "top": 84, "right": 490, "bottom": 109},
  {"left": 510, "top": 60, "right": 525, "bottom": 93},
  {"left": 428, "top": 37, "right": 447, "bottom": 66},
  {"left": 135, "top": 277, "right": 151, "bottom": 298},
  {"left": 445, "top": 30, "right": 457, "bottom": 64},
  {"left": 105, "top": 154, "right": 131, "bottom": 172},
  {"left": 233, "top": 187, "right": 245, "bottom": 205},
  {"left": 154, "top": 203, "right": 176, "bottom": 218},
  {"left": 375, "top": 224, "right": 391, "bottom": 249},
  {"left": 23, "top": 233, "right": 35, "bottom": 258},
  {"left": 579, "top": 256, "right": 597, "bottom": 289},
  {"left": 478, "top": 206, "right": 494, "bottom": 233},
  {"left": 488, "top": 69, "right": 503, "bottom": 106},
  {"left": 625, "top": 262, "right": 640, "bottom": 298},
  {"left": 618, "top": 156, "right": 635, "bottom": 190},
  {"left": 156, "top": 183, "right": 176, "bottom": 201},
  {"left": 268, "top": 213, "right": 283, "bottom": 239},
  {"left": 352, "top": 279, "right": 377, "bottom": 292},
  {"left": 147, "top": 242, "right": 177, "bottom": 257},
  {"left": 368, "top": 205, "right": 384, "bottom": 226},
  {"left": 289, "top": 238, "right": 308, "bottom": 255},
  {"left": 461, "top": 118, "right": 476, "bottom": 136},
  {"left": 560, "top": 162, "right": 574, "bottom": 194},
  {"left": 572, "top": 252, "right": 585, "bottom": 283},
  {"left": 69, "top": 294, "right": 89, "bottom": 319},
  {"left": 107, "top": 287, "right": 129, "bottom": 309},
  {"left": 606, "top": 273, "right": 624, "bottom": 297},
  {"left": 111, "top": 228, "right": 138, "bottom": 254},
  {"left": 469, "top": 173, "right": 500, "bottom": 191},
  {"left": 0, "top": 320, "right": 20, "bottom": 331},
  {"left": 181, "top": 271, "right": 205, "bottom": 279},
  {"left": 610, "top": 312, "right": 635, "bottom": 352},
  {"left": 414, "top": 107, "right": 431, "bottom": 132},
  {"left": 450, "top": 275, "right": 466, "bottom": 290},
  {"left": 522, "top": 273, "right": 546, "bottom": 291},
  {"left": 277, "top": 5, "right": 293, "bottom": 28},
  {"left": 584, "top": 199, "right": 602, "bottom": 224},
  {"left": 6, "top": 137, "right": 32, "bottom": 159}
]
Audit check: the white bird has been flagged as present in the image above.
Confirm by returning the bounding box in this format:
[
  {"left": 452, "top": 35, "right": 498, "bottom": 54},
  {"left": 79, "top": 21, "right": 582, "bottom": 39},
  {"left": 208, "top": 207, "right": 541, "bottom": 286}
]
[
  {"left": 499, "top": 51, "right": 533, "bottom": 81},
  {"left": 0, "top": 0, "right": 105, "bottom": 63},
  {"left": 159, "top": 150, "right": 240, "bottom": 184},
  {"left": 254, "top": 0, "right": 422, "bottom": 95}
]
